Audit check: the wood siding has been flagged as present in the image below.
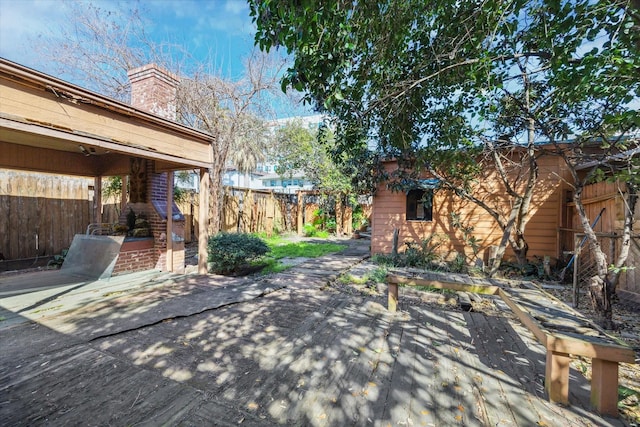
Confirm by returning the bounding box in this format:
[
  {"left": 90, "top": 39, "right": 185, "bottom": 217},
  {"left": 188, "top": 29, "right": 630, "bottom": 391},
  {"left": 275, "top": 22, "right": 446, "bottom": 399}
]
[
  {"left": 0, "top": 79, "right": 210, "bottom": 166},
  {"left": 371, "top": 155, "right": 565, "bottom": 263}
]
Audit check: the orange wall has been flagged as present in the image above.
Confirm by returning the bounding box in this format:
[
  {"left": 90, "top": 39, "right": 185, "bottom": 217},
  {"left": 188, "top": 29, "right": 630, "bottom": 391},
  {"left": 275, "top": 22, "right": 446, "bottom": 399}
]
[{"left": 371, "top": 154, "right": 566, "bottom": 264}]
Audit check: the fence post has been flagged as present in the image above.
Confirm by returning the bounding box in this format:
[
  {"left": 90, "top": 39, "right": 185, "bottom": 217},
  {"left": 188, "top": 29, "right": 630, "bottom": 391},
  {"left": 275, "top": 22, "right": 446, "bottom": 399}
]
[
  {"left": 573, "top": 234, "right": 580, "bottom": 308},
  {"left": 336, "top": 195, "right": 343, "bottom": 236},
  {"left": 267, "top": 191, "right": 275, "bottom": 237},
  {"left": 297, "top": 190, "right": 304, "bottom": 235}
]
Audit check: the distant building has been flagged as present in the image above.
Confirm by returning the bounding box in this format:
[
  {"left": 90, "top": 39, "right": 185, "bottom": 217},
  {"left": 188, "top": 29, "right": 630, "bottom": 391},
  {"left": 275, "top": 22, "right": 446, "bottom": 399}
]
[
  {"left": 222, "top": 168, "right": 265, "bottom": 189},
  {"left": 178, "top": 114, "right": 329, "bottom": 193},
  {"left": 258, "top": 171, "right": 314, "bottom": 193},
  {"left": 267, "top": 114, "right": 326, "bottom": 131}
]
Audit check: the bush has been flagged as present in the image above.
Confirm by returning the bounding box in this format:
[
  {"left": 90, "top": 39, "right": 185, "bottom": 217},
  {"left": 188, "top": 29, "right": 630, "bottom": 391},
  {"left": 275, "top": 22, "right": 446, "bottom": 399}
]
[
  {"left": 371, "top": 237, "right": 444, "bottom": 270},
  {"left": 207, "top": 233, "right": 269, "bottom": 275},
  {"left": 303, "top": 223, "right": 330, "bottom": 238}
]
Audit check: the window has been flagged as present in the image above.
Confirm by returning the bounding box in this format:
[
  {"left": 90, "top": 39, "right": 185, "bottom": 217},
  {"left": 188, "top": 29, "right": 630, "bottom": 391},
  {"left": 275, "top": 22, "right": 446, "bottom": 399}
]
[
  {"left": 406, "top": 189, "right": 433, "bottom": 221},
  {"left": 270, "top": 180, "right": 276, "bottom": 187}
]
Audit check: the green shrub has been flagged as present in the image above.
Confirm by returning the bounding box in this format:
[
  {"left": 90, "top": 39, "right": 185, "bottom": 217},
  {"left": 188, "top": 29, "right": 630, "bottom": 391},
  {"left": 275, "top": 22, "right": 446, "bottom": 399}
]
[
  {"left": 207, "top": 233, "right": 269, "bottom": 275},
  {"left": 449, "top": 251, "right": 467, "bottom": 273},
  {"left": 303, "top": 223, "right": 330, "bottom": 238},
  {"left": 372, "top": 237, "right": 444, "bottom": 270},
  {"left": 371, "top": 253, "right": 402, "bottom": 267},
  {"left": 303, "top": 223, "right": 316, "bottom": 237}
]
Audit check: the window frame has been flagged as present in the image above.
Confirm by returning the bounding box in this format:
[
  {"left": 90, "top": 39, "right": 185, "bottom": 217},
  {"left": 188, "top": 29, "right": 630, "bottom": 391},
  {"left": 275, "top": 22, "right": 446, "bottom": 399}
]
[{"left": 406, "top": 188, "right": 433, "bottom": 221}]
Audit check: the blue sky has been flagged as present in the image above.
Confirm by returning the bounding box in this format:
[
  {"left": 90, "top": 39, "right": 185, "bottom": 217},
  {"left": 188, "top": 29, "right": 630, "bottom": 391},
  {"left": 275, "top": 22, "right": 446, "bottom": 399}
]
[
  {"left": 0, "top": 0, "right": 310, "bottom": 117},
  {"left": 0, "top": 0, "right": 257, "bottom": 76}
]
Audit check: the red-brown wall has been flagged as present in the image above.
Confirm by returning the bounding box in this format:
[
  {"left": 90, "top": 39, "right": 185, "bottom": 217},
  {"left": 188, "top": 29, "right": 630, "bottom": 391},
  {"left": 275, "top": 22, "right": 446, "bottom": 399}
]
[{"left": 371, "top": 154, "right": 567, "bottom": 265}]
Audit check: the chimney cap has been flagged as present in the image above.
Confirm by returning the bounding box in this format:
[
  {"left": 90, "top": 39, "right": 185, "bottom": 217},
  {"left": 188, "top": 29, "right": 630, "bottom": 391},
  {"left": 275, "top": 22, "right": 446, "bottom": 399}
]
[{"left": 127, "top": 63, "right": 179, "bottom": 87}]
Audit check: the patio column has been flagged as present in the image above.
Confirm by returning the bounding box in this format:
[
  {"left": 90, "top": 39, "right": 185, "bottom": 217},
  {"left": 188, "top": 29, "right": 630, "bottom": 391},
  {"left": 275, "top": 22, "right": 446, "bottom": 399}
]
[
  {"left": 166, "top": 171, "right": 174, "bottom": 272},
  {"left": 94, "top": 176, "right": 102, "bottom": 225},
  {"left": 120, "top": 175, "right": 128, "bottom": 212},
  {"left": 198, "top": 168, "right": 210, "bottom": 274}
]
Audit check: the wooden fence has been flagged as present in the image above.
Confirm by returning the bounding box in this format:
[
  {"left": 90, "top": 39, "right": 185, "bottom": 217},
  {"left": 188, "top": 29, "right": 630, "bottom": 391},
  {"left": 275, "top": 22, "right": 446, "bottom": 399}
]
[
  {"left": 1, "top": 170, "right": 368, "bottom": 262},
  {"left": 0, "top": 170, "right": 94, "bottom": 261},
  {"left": 563, "top": 181, "right": 640, "bottom": 303},
  {"left": 179, "top": 187, "right": 361, "bottom": 241},
  {"left": 573, "top": 232, "right": 640, "bottom": 305}
]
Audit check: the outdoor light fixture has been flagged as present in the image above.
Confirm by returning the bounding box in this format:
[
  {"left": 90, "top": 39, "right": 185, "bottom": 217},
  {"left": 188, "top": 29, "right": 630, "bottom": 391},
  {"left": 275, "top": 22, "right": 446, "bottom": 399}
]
[{"left": 79, "top": 145, "right": 100, "bottom": 156}]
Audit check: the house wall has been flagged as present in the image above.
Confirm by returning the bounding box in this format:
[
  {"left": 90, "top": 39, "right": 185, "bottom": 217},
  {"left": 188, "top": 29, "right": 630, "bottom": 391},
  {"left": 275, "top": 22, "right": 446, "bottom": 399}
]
[{"left": 371, "top": 155, "right": 566, "bottom": 264}]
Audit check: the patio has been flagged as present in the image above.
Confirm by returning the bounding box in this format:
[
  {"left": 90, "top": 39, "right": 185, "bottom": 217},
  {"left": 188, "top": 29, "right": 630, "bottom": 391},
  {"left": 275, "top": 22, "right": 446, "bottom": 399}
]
[{"left": 0, "top": 240, "right": 625, "bottom": 426}]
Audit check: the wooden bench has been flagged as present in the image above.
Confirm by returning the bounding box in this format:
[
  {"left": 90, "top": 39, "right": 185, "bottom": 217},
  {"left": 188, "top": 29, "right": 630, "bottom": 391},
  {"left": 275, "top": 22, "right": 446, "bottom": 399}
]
[{"left": 386, "top": 274, "right": 636, "bottom": 417}]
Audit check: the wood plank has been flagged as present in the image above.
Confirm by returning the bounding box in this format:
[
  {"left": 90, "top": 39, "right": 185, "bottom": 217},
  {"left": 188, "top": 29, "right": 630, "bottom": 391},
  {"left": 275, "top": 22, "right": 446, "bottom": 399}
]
[
  {"left": 387, "top": 274, "right": 500, "bottom": 295},
  {"left": 497, "top": 288, "right": 548, "bottom": 345},
  {"left": 546, "top": 334, "right": 635, "bottom": 363},
  {"left": 591, "top": 358, "right": 620, "bottom": 417},
  {"left": 545, "top": 350, "right": 571, "bottom": 404},
  {"left": 1, "top": 80, "right": 211, "bottom": 162}
]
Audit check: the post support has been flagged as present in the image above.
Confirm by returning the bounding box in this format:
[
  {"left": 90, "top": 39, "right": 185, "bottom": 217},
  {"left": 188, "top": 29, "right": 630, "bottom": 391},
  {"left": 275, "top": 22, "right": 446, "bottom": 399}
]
[
  {"left": 591, "top": 358, "right": 619, "bottom": 417},
  {"left": 545, "top": 350, "right": 570, "bottom": 405}
]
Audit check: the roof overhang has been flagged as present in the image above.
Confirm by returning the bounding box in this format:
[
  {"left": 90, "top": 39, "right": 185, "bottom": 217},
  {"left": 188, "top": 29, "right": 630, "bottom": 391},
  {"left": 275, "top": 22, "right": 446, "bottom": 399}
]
[{"left": 0, "top": 58, "right": 213, "bottom": 176}]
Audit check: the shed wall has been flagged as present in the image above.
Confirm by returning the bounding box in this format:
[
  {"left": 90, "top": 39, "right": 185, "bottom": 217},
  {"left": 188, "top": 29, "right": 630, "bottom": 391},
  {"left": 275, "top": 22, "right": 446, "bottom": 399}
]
[{"left": 371, "top": 155, "right": 565, "bottom": 264}]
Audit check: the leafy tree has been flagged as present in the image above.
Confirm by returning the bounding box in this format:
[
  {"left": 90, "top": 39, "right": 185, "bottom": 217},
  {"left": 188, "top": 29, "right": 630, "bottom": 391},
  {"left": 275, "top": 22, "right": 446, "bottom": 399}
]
[
  {"left": 250, "top": 0, "right": 639, "bottom": 326},
  {"left": 250, "top": 0, "right": 551, "bottom": 271},
  {"left": 269, "top": 119, "right": 353, "bottom": 193},
  {"left": 102, "top": 176, "right": 123, "bottom": 217}
]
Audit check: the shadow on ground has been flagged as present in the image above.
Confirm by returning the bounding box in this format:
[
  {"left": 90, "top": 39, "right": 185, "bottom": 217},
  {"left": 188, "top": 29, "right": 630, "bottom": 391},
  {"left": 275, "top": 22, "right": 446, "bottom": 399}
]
[{"left": 0, "top": 240, "right": 625, "bottom": 426}]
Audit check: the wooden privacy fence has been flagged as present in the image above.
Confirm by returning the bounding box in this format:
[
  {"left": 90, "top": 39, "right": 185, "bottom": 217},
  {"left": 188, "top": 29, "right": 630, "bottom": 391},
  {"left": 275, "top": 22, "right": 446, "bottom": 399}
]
[
  {"left": 178, "top": 187, "right": 361, "bottom": 241},
  {"left": 561, "top": 180, "right": 640, "bottom": 303},
  {"left": 0, "top": 170, "right": 367, "bottom": 261},
  {"left": 0, "top": 170, "right": 94, "bottom": 261},
  {"left": 573, "top": 233, "right": 640, "bottom": 305}
]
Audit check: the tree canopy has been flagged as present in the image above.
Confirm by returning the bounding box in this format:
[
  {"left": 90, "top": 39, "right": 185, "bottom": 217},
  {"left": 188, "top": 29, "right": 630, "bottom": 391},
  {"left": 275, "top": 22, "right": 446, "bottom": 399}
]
[
  {"left": 268, "top": 119, "right": 362, "bottom": 193},
  {"left": 251, "top": 0, "right": 638, "bottom": 155},
  {"left": 251, "top": 0, "right": 640, "bottom": 325}
]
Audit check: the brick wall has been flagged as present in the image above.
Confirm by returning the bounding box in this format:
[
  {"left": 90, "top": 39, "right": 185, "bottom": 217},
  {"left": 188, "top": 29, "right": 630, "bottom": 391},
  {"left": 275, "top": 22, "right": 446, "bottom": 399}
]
[
  {"left": 112, "top": 246, "right": 156, "bottom": 275},
  {"left": 122, "top": 64, "right": 186, "bottom": 274}
]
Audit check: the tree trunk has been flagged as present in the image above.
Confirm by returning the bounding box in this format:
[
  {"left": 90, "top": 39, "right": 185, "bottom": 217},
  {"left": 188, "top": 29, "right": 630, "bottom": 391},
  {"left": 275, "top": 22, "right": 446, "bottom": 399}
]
[
  {"left": 589, "top": 274, "right": 616, "bottom": 330},
  {"left": 511, "top": 232, "right": 529, "bottom": 265},
  {"left": 574, "top": 184, "right": 613, "bottom": 328},
  {"left": 488, "top": 198, "right": 521, "bottom": 276}
]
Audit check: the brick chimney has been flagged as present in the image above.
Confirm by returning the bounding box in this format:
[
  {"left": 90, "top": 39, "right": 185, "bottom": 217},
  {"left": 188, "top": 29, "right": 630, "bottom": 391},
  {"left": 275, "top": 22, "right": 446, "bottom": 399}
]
[
  {"left": 121, "top": 64, "right": 185, "bottom": 274},
  {"left": 127, "top": 64, "right": 179, "bottom": 120}
]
